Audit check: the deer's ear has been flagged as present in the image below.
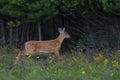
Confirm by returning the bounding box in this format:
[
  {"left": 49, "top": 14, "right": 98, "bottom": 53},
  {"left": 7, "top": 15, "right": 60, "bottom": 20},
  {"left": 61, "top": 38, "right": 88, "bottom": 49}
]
[
  {"left": 62, "top": 27, "right": 65, "bottom": 32},
  {"left": 58, "top": 27, "right": 62, "bottom": 33}
]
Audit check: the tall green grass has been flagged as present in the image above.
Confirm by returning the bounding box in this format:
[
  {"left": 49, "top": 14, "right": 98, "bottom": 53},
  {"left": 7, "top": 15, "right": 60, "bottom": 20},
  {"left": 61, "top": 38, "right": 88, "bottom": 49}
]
[{"left": 0, "top": 49, "right": 120, "bottom": 80}]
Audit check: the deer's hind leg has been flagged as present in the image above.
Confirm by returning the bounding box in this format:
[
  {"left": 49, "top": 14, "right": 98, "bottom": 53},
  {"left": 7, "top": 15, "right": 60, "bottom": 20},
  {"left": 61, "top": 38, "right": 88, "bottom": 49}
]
[
  {"left": 14, "top": 50, "right": 27, "bottom": 67},
  {"left": 14, "top": 50, "right": 23, "bottom": 65}
]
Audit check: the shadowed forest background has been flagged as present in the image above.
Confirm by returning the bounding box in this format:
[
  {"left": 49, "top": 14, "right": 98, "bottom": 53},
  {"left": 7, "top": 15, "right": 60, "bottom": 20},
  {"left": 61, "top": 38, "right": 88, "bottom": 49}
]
[
  {"left": 0, "top": 0, "right": 120, "bottom": 51},
  {"left": 0, "top": 0, "right": 120, "bottom": 80}
]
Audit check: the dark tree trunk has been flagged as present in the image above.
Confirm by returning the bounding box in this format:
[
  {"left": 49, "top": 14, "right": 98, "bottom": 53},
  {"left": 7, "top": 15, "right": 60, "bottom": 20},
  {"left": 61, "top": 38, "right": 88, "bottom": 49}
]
[
  {"left": 38, "top": 21, "right": 42, "bottom": 40},
  {"left": 21, "top": 27, "right": 25, "bottom": 44},
  {"left": 0, "top": 21, "right": 6, "bottom": 45},
  {"left": 9, "top": 28, "right": 13, "bottom": 47},
  {"left": 15, "top": 27, "right": 18, "bottom": 47},
  {"left": 27, "top": 26, "right": 29, "bottom": 41}
]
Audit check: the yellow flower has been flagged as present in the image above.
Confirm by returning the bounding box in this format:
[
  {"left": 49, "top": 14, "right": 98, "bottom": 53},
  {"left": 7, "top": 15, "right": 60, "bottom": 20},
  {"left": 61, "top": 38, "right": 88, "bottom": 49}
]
[
  {"left": 93, "top": 54, "right": 103, "bottom": 62},
  {"left": 112, "top": 60, "right": 119, "bottom": 67},
  {"left": 48, "top": 56, "right": 52, "bottom": 59},
  {"left": 72, "top": 57, "right": 78, "bottom": 63},
  {"left": 16, "top": 56, "right": 19, "bottom": 59},
  {"left": 36, "top": 56, "right": 40, "bottom": 59},
  {"left": 103, "top": 59, "right": 109, "bottom": 66},
  {"left": 28, "top": 55, "right": 31, "bottom": 58},
  {"left": 81, "top": 71, "right": 86, "bottom": 75}
]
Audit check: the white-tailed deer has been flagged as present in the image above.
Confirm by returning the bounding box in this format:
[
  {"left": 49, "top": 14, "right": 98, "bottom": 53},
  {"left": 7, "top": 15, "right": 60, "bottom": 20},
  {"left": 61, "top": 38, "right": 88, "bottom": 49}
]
[{"left": 14, "top": 27, "right": 70, "bottom": 65}]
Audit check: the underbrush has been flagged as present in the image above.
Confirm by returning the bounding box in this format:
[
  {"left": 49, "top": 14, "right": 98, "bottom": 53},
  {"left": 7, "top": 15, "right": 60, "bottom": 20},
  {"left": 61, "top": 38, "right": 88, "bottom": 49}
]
[{"left": 0, "top": 49, "right": 120, "bottom": 80}]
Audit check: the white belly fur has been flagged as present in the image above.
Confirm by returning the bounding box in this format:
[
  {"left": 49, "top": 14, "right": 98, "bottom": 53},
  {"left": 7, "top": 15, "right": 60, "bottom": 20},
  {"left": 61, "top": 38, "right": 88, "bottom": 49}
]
[{"left": 39, "top": 51, "right": 53, "bottom": 53}]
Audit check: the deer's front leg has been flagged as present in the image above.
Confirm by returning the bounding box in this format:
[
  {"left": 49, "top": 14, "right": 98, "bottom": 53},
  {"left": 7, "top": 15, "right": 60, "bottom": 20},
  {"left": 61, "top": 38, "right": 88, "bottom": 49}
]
[{"left": 54, "top": 51, "right": 61, "bottom": 60}]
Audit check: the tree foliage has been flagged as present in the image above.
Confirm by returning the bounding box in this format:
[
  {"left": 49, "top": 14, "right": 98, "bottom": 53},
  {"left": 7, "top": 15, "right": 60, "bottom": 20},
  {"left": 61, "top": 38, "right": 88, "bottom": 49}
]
[
  {"left": 0, "top": 0, "right": 57, "bottom": 20},
  {"left": 0, "top": 0, "right": 120, "bottom": 20}
]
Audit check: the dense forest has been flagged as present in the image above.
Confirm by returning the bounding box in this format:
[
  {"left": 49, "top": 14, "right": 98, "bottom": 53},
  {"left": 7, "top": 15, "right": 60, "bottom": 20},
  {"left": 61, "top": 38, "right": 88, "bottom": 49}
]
[{"left": 0, "top": 0, "right": 120, "bottom": 51}]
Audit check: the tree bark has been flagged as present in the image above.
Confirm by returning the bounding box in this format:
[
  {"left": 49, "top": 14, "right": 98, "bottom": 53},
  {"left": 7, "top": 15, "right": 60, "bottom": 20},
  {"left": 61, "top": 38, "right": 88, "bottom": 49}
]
[
  {"left": 0, "top": 20, "right": 6, "bottom": 45},
  {"left": 15, "top": 27, "right": 18, "bottom": 47},
  {"left": 38, "top": 21, "right": 42, "bottom": 40},
  {"left": 21, "top": 27, "right": 25, "bottom": 44},
  {"left": 9, "top": 27, "right": 13, "bottom": 47},
  {"left": 27, "top": 26, "right": 29, "bottom": 41}
]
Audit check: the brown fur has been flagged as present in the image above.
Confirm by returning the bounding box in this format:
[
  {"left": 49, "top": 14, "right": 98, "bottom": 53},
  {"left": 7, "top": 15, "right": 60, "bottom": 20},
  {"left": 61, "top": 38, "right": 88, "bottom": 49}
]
[
  {"left": 25, "top": 32, "right": 70, "bottom": 59},
  {"left": 14, "top": 28, "right": 70, "bottom": 65}
]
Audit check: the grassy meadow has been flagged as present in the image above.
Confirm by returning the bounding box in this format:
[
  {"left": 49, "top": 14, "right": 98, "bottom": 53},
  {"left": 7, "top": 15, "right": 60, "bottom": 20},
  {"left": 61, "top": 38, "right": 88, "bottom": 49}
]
[{"left": 0, "top": 47, "right": 120, "bottom": 80}]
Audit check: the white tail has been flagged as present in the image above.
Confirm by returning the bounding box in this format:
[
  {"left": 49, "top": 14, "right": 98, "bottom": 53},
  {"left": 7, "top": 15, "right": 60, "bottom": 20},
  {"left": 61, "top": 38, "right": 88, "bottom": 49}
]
[{"left": 24, "top": 27, "right": 70, "bottom": 59}]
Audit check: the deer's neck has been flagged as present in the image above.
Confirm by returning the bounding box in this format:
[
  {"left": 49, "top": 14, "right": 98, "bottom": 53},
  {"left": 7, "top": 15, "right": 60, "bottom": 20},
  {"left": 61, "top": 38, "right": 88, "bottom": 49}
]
[{"left": 56, "top": 34, "right": 65, "bottom": 43}]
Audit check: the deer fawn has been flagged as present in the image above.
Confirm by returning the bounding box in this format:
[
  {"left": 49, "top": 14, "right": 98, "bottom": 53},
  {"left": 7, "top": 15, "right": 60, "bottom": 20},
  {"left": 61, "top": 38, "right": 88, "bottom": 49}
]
[{"left": 14, "top": 27, "right": 70, "bottom": 65}]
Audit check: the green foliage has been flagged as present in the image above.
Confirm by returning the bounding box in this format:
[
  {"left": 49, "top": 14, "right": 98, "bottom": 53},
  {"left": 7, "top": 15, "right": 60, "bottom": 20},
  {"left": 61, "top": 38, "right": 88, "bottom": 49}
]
[
  {"left": 101, "top": 0, "right": 120, "bottom": 12},
  {"left": 0, "top": 49, "right": 120, "bottom": 80},
  {"left": 0, "top": 0, "right": 58, "bottom": 20},
  {"left": 1, "top": 45, "right": 11, "bottom": 54},
  {"left": 7, "top": 20, "right": 21, "bottom": 28},
  {"left": 0, "top": 0, "right": 120, "bottom": 21}
]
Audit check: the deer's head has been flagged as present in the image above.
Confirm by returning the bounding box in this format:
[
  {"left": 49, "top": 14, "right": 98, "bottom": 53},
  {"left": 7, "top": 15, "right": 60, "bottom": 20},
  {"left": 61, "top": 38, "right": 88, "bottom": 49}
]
[{"left": 58, "top": 27, "right": 70, "bottom": 38}]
